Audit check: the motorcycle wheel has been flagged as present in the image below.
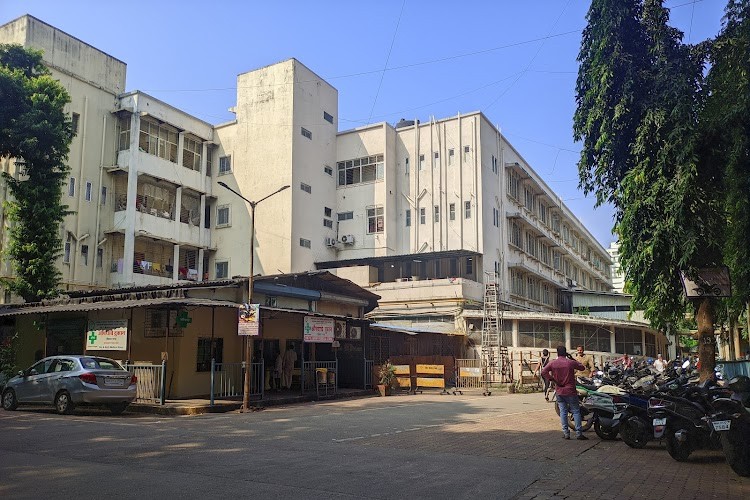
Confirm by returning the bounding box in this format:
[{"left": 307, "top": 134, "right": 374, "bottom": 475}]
[
  {"left": 720, "top": 423, "right": 750, "bottom": 477},
  {"left": 620, "top": 417, "right": 648, "bottom": 449},
  {"left": 594, "top": 419, "right": 619, "bottom": 440},
  {"left": 554, "top": 400, "right": 594, "bottom": 431},
  {"left": 665, "top": 427, "right": 692, "bottom": 462}
]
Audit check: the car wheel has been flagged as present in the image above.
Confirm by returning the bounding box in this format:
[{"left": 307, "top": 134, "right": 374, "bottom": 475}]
[
  {"left": 54, "top": 391, "right": 74, "bottom": 415},
  {"left": 108, "top": 403, "right": 129, "bottom": 415},
  {"left": 2, "top": 389, "right": 18, "bottom": 411}
]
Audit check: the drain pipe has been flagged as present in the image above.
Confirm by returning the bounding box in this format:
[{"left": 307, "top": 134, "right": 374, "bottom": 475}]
[{"left": 92, "top": 113, "right": 107, "bottom": 285}]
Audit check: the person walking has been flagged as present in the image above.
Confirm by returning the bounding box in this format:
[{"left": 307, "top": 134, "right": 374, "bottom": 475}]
[
  {"left": 574, "top": 345, "right": 595, "bottom": 378},
  {"left": 542, "top": 346, "right": 588, "bottom": 440},
  {"left": 282, "top": 343, "right": 298, "bottom": 390},
  {"left": 535, "top": 349, "right": 552, "bottom": 401}
]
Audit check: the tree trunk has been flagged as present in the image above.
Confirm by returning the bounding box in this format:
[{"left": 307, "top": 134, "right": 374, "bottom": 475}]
[{"left": 696, "top": 297, "right": 716, "bottom": 382}]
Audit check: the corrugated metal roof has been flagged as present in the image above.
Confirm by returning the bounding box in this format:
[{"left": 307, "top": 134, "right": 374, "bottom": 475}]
[{"left": 0, "top": 298, "right": 239, "bottom": 317}]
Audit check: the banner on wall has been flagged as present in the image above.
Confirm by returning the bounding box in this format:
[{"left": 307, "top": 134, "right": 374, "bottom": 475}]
[
  {"left": 238, "top": 304, "right": 260, "bottom": 336},
  {"left": 86, "top": 319, "right": 128, "bottom": 351},
  {"left": 303, "top": 316, "right": 335, "bottom": 343}
]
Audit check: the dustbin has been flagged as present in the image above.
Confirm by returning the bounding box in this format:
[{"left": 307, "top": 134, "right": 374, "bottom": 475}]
[
  {"left": 316, "top": 368, "right": 327, "bottom": 385},
  {"left": 327, "top": 370, "right": 336, "bottom": 386}
]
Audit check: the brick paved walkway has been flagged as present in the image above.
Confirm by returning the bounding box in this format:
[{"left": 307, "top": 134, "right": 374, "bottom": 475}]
[{"left": 350, "top": 398, "right": 750, "bottom": 499}]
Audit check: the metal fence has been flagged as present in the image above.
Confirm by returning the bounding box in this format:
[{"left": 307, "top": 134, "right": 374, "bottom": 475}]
[
  {"left": 210, "top": 360, "right": 263, "bottom": 404},
  {"left": 364, "top": 359, "right": 374, "bottom": 389},
  {"left": 455, "top": 359, "right": 483, "bottom": 390},
  {"left": 125, "top": 362, "right": 165, "bottom": 405},
  {"left": 302, "top": 361, "right": 337, "bottom": 393}
]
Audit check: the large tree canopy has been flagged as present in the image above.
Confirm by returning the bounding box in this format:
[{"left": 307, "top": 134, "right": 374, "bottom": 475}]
[
  {"left": 0, "top": 44, "right": 72, "bottom": 302},
  {"left": 575, "top": 0, "right": 750, "bottom": 377}
]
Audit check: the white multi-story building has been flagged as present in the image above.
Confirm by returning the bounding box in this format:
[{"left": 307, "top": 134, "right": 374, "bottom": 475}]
[
  {"left": 1, "top": 15, "right": 666, "bottom": 362},
  {"left": 607, "top": 241, "right": 625, "bottom": 293}
]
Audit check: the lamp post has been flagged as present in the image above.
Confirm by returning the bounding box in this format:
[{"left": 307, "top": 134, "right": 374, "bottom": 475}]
[{"left": 217, "top": 181, "right": 290, "bottom": 412}]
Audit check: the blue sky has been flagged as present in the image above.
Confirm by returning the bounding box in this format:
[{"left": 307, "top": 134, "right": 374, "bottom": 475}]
[{"left": 1, "top": 0, "right": 726, "bottom": 249}]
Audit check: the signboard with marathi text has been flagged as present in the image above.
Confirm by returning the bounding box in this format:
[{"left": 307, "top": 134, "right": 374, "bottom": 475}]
[
  {"left": 304, "top": 316, "right": 335, "bottom": 343},
  {"left": 86, "top": 320, "right": 128, "bottom": 351},
  {"left": 238, "top": 304, "right": 260, "bottom": 336}
]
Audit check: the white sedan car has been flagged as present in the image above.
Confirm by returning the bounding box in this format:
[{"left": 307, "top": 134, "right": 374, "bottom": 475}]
[{"left": 1, "top": 355, "right": 137, "bottom": 415}]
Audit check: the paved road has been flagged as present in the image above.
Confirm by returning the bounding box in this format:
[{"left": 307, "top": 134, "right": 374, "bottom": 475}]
[{"left": 1, "top": 393, "right": 748, "bottom": 499}]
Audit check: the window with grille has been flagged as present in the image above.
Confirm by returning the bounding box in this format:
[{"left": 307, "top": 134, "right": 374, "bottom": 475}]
[
  {"left": 323, "top": 111, "right": 334, "bottom": 124},
  {"left": 197, "top": 338, "right": 223, "bottom": 372},
  {"left": 85, "top": 181, "right": 92, "bottom": 202},
  {"left": 518, "top": 321, "right": 565, "bottom": 349},
  {"left": 300, "top": 238, "right": 311, "bottom": 248},
  {"left": 615, "top": 328, "right": 643, "bottom": 355},
  {"left": 449, "top": 203, "right": 455, "bottom": 221},
  {"left": 571, "top": 324, "right": 611, "bottom": 353},
  {"left": 337, "top": 211, "right": 353, "bottom": 221},
  {"left": 405, "top": 209, "right": 411, "bottom": 227},
  {"left": 219, "top": 155, "right": 232, "bottom": 174},
  {"left": 101, "top": 186, "right": 107, "bottom": 206},
  {"left": 434, "top": 205, "right": 440, "bottom": 223},
  {"left": 367, "top": 206, "right": 384, "bottom": 234},
  {"left": 510, "top": 221, "right": 522, "bottom": 248},
  {"left": 448, "top": 149, "right": 454, "bottom": 166},
  {"left": 182, "top": 136, "right": 202, "bottom": 171},
  {"left": 507, "top": 169, "right": 520, "bottom": 200},
  {"left": 464, "top": 201, "right": 471, "bottom": 219},
  {"left": 464, "top": 145, "right": 470, "bottom": 162},
  {"left": 215, "top": 261, "right": 229, "bottom": 279},
  {"left": 117, "top": 114, "right": 131, "bottom": 151},
  {"left": 324, "top": 165, "right": 333, "bottom": 176},
  {"left": 337, "top": 155, "right": 384, "bottom": 186},
  {"left": 81, "top": 245, "right": 89, "bottom": 266},
  {"left": 420, "top": 208, "right": 426, "bottom": 224},
  {"left": 301, "top": 127, "right": 312, "bottom": 139},
  {"left": 217, "top": 205, "right": 230, "bottom": 227},
  {"left": 68, "top": 177, "right": 75, "bottom": 197},
  {"left": 300, "top": 182, "right": 312, "bottom": 193},
  {"left": 138, "top": 118, "right": 178, "bottom": 163}
]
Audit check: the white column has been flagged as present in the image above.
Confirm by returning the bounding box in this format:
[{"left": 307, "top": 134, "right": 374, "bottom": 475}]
[
  {"left": 610, "top": 325, "right": 617, "bottom": 354},
  {"left": 174, "top": 187, "right": 183, "bottom": 242},
  {"left": 122, "top": 112, "right": 140, "bottom": 285},
  {"left": 198, "top": 248, "right": 205, "bottom": 282},
  {"left": 564, "top": 321, "right": 571, "bottom": 351},
  {"left": 177, "top": 132, "right": 185, "bottom": 169},
  {"left": 173, "top": 244, "right": 180, "bottom": 281},
  {"left": 511, "top": 319, "right": 518, "bottom": 348},
  {"left": 200, "top": 142, "right": 208, "bottom": 177}
]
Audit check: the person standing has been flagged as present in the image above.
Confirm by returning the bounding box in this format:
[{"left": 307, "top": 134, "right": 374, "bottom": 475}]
[
  {"left": 653, "top": 354, "right": 667, "bottom": 374},
  {"left": 542, "top": 346, "right": 588, "bottom": 440},
  {"left": 282, "top": 343, "right": 298, "bottom": 390},
  {"left": 273, "top": 350, "right": 284, "bottom": 390},
  {"left": 574, "top": 345, "right": 595, "bottom": 378},
  {"left": 535, "top": 349, "right": 552, "bottom": 401}
]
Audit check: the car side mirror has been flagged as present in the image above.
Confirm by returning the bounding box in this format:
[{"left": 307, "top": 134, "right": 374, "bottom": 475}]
[
  {"left": 17, "top": 370, "right": 24, "bottom": 377},
  {"left": 28, "top": 369, "right": 38, "bottom": 376}
]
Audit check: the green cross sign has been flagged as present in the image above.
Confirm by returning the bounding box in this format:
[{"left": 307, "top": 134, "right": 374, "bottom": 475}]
[
  {"left": 88, "top": 332, "right": 98, "bottom": 345},
  {"left": 175, "top": 310, "right": 192, "bottom": 328}
]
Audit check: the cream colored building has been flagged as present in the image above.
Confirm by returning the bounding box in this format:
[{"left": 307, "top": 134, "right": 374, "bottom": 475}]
[{"left": 1, "top": 16, "right": 666, "bottom": 376}]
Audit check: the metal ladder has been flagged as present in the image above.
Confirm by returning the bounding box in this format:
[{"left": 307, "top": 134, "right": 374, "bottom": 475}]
[{"left": 481, "top": 272, "right": 502, "bottom": 395}]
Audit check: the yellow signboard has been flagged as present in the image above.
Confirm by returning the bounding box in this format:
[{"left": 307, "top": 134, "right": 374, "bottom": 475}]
[
  {"left": 393, "top": 365, "right": 411, "bottom": 375},
  {"left": 459, "top": 367, "right": 482, "bottom": 378},
  {"left": 416, "top": 377, "right": 445, "bottom": 388},
  {"left": 416, "top": 364, "right": 444, "bottom": 375}
]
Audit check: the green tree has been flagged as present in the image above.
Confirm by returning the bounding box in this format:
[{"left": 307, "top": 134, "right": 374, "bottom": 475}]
[
  {"left": 0, "top": 44, "right": 72, "bottom": 302},
  {"left": 574, "top": 0, "right": 747, "bottom": 380}
]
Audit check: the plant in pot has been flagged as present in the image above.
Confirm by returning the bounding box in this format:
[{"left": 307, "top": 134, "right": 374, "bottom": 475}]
[{"left": 377, "top": 361, "right": 396, "bottom": 396}]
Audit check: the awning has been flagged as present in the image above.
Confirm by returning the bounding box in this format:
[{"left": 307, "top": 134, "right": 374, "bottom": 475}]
[
  {"left": 0, "top": 297, "right": 240, "bottom": 317},
  {"left": 370, "top": 322, "right": 464, "bottom": 336}
]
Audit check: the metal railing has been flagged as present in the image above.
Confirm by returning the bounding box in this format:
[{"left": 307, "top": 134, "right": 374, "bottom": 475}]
[
  {"left": 455, "top": 359, "right": 483, "bottom": 390},
  {"left": 125, "top": 362, "right": 165, "bottom": 405},
  {"left": 210, "top": 360, "right": 263, "bottom": 405},
  {"left": 302, "top": 361, "right": 337, "bottom": 393},
  {"left": 364, "top": 359, "right": 374, "bottom": 389}
]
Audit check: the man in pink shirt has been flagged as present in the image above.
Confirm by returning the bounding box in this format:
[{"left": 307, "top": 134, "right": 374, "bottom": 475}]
[{"left": 542, "top": 346, "right": 588, "bottom": 440}]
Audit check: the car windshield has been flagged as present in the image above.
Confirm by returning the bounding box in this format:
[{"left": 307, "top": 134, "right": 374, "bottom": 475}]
[{"left": 79, "top": 357, "right": 123, "bottom": 370}]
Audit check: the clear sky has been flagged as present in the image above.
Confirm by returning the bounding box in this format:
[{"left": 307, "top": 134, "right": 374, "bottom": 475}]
[{"left": 1, "top": 0, "right": 726, "bottom": 249}]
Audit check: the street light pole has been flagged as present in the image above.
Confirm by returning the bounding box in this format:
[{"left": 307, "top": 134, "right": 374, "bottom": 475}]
[{"left": 217, "top": 181, "right": 289, "bottom": 412}]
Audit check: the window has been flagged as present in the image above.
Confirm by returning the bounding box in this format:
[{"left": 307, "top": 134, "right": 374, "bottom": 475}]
[
  {"left": 448, "top": 148, "right": 454, "bottom": 166},
  {"left": 493, "top": 208, "right": 499, "bottom": 227},
  {"left": 539, "top": 203, "right": 547, "bottom": 224},
  {"left": 219, "top": 155, "right": 232, "bottom": 174},
  {"left": 300, "top": 238, "right": 311, "bottom": 248},
  {"left": 63, "top": 235, "right": 71, "bottom": 264},
  {"left": 217, "top": 205, "right": 230, "bottom": 227},
  {"left": 337, "top": 154, "right": 384, "bottom": 186},
  {"left": 491, "top": 155, "right": 498, "bottom": 174},
  {"left": 323, "top": 111, "right": 334, "bottom": 124},
  {"left": 117, "top": 114, "right": 131, "bottom": 151},
  {"left": 464, "top": 145, "right": 470, "bottom": 162},
  {"left": 405, "top": 209, "right": 411, "bottom": 227},
  {"left": 420, "top": 208, "right": 426, "bottom": 224},
  {"left": 507, "top": 169, "right": 520, "bottom": 200},
  {"left": 405, "top": 157, "right": 410, "bottom": 174},
  {"left": 197, "top": 337, "right": 223, "bottom": 372},
  {"left": 551, "top": 212, "right": 561, "bottom": 233},
  {"left": 85, "top": 181, "right": 92, "bottom": 202},
  {"left": 71, "top": 112, "right": 80, "bottom": 137},
  {"left": 81, "top": 245, "right": 88, "bottom": 266},
  {"left": 101, "top": 186, "right": 108, "bottom": 206},
  {"left": 300, "top": 182, "right": 312, "bottom": 194},
  {"left": 524, "top": 186, "right": 535, "bottom": 212},
  {"left": 96, "top": 248, "right": 103, "bottom": 268},
  {"left": 324, "top": 207, "right": 332, "bottom": 217},
  {"left": 434, "top": 205, "right": 440, "bottom": 223},
  {"left": 301, "top": 127, "right": 312, "bottom": 140},
  {"left": 518, "top": 321, "right": 565, "bottom": 349},
  {"left": 265, "top": 296, "right": 278, "bottom": 307},
  {"left": 615, "top": 328, "right": 643, "bottom": 355},
  {"left": 338, "top": 211, "right": 353, "bottom": 221},
  {"left": 323, "top": 219, "right": 333, "bottom": 228},
  {"left": 139, "top": 118, "right": 178, "bottom": 163},
  {"left": 206, "top": 147, "right": 213, "bottom": 176},
  {"left": 510, "top": 221, "right": 522, "bottom": 247},
  {"left": 419, "top": 154, "right": 425, "bottom": 170},
  {"left": 433, "top": 152, "right": 439, "bottom": 167},
  {"left": 367, "top": 206, "right": 384, "bottom": 234},
  {"left": 215, "top": 261, "right": 229, "bottom": 279},
  {"left": 181, "top": 136, "right": 202, "bottom": 171},
  {"left": 68, "top": 177, "right": 75, "bottom": 197},
  {"left": 464, "top": 201, "right": 471, "bottom": 219},
  {"left": 465, "top": 257, "right": 474, "bottom": 275},
  {"left": 324, "top": 165, "right": 333, "bottom": 176},
  {"left": 525, "top": 232, "right": 537, "bottom": 257},
  {"left": 494, "top": 261, "right": 500, "bottom": 275}
]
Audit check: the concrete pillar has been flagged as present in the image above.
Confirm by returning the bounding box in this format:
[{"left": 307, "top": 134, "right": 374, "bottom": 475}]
[
  {"left": 511, "top": 319, "right": 518, "bottom": 348},
  {"left": 174, "top": 187, "right": 183, "bottom": 243},
  {"left": 173, "top": 244, "right": 180, "bottom": 281},
  {"left": 177, "top": 132, "right": 185, "bottom": 168},
  {"left": 122, "top": 111, "right": 141, "bottom": 284},
  {"left": 610, "top": 325, "right": 617, "bottom": 354},
  {"left": 200, "top": 142, "right": 208, "bottom": 177},
  {"left": 198, "top": 248, "right": 205, "bottom": 282},
  {"left": 564, "top": 321, "right": 571, "bottom": 351}
]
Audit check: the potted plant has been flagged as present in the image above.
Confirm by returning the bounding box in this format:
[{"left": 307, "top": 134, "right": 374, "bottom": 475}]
[{"left": 377, "top": 361, "right": 396, "bottom": 396}]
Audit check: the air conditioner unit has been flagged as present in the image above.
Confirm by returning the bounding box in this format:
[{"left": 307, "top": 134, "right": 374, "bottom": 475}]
[
  {"left": 340, "top": 234, "right": 355, "bottom": 245},
  {"left": 324, "top": 237, "right": 337, "bottom": 247}
]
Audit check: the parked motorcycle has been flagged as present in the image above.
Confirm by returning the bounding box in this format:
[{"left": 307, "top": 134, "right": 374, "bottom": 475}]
[
  {"left": 582, "top": 390, "right": 628, "bottom": 440},
  {"left": 707, "top": 375, "right": 750, "bottom": 477}
]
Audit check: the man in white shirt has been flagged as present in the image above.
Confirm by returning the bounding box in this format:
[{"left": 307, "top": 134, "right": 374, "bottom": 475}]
[{"left": 653, "top": 353, "right": 667, "bottom": 374}]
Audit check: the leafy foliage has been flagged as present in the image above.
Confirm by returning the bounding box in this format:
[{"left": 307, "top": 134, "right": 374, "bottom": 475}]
[
  {"left": 0, "top": 334, "right": 18, "bottom": 385},
  {"left": 0, "top": 44, "right": 72, "bottom": 302}
]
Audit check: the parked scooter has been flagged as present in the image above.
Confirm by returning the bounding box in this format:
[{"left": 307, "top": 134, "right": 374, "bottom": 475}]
[{"left": 707, "top": 375, "right": 750, "bottom": 477}]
